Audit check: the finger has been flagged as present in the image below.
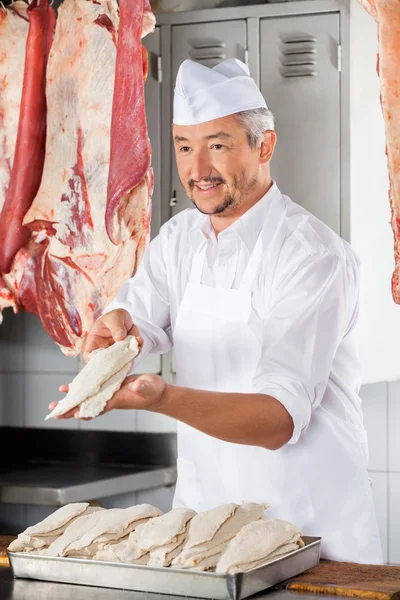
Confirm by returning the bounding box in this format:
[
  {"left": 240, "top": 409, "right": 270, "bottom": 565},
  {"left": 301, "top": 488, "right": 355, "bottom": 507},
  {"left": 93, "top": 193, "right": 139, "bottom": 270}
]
[
  {"left": 106, "top": 310, "right": 133, "bottom": 342},
  {"left": 58, "top": 385, "right": 69, "bottom": 393},
  {"left": 47, "top": 402, "right": 78, "bottom": 420},
  {"left": 54, "top": 410, "right": 75, "bottom": 419},
  {"left": 74, "top": 413, "right": 92, "bottom": 421},
  {"left": 127, "top": 325, "right": 144, "bottom": 351}
]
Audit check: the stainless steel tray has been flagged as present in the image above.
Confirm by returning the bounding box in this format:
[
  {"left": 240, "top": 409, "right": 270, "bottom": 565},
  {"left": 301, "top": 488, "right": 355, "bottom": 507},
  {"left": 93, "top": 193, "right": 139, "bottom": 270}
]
[{"left": 8, "top": 535, "right": 321, "bottom": 600}]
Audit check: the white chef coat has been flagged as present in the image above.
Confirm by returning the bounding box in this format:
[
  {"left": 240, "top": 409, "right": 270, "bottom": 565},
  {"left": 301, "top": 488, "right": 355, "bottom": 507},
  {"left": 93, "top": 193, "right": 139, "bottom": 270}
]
[
  {"left": 107, "top": 181, "right": 366, "bottom": 448},
  {"left": 106, "top": 180, "right": 384, "bottom": 563}
]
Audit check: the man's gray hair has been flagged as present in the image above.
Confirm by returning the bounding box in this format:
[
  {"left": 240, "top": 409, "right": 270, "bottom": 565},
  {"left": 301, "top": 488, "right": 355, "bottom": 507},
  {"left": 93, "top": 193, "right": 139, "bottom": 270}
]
[{"left": 234, "top": 107, "right": 275, "bottom": 148}]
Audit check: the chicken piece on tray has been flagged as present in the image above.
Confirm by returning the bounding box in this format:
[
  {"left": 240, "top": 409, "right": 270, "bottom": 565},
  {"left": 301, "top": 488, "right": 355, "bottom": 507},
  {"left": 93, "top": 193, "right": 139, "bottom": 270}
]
[
  {"left": 64, "top": 504, "right": 162, "bottom": 558},
  {"left": 216, "top": 518, "right": 304, "bottom": 574},
  {"left": 171, "top": 502, "right": 269, "bottom": 571},
  {"left": 8, "top": 502, "right": 95, "bottom": 553}
]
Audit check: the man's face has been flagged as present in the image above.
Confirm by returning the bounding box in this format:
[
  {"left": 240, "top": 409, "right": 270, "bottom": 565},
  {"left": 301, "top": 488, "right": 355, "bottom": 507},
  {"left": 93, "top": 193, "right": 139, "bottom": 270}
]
[{"left": 173, "top": 115, "right": 273, "bottom": 216}]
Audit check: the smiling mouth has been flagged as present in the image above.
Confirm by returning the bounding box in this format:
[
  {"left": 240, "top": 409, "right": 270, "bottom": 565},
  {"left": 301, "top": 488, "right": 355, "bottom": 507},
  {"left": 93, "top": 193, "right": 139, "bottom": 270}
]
[{"left": 195, "top": 183, "right": 222, "bottom": 193}]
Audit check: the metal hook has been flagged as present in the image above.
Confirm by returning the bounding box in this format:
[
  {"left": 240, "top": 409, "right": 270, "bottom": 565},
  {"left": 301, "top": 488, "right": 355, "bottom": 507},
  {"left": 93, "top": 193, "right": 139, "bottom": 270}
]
[
  {"left": 0, "top": 2, "right": 7, "bottom": 13},
  {"left": 50, "top": 0, "right": 54, "bottom": 5}
]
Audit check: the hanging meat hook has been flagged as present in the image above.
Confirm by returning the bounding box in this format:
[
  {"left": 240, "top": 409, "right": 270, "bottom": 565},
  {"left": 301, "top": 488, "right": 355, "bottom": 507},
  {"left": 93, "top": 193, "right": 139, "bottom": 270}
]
[{"left": 0, "top": 2, "right": 7, "bottom": 13}]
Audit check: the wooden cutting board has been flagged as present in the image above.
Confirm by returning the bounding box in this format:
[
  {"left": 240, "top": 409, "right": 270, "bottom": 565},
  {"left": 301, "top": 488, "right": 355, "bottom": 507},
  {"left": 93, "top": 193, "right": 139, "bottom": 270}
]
[
  {"left": 0, "top": 536, "right": 15, "bottom": 568},
  {"left": 282, "top": 559, "right": 400, "bottom": 600}
]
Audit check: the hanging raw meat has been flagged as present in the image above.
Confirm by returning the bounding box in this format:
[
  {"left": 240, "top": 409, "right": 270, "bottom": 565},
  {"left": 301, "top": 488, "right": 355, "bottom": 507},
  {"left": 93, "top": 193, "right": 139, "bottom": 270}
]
[
  {"left": 0, "top": 1, "right": 30, "bottom": 321},
  {"left": 358, "top": 0, "right": 400, "bottom": 303},
  {"left": 2, "top": 0, "right": 155, "bottom": 356},
  {"left": 0, "top": 0, "right": 55, "bottom": 275}
]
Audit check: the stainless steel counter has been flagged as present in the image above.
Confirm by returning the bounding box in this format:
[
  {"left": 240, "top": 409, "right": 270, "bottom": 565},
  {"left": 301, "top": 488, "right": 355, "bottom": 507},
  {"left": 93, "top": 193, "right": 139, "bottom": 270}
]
[
  {"left": 0, "top": 567, "right": 337, "bottom": 600},
  {"left": 0, "top": 463, "right": 176, "bottom": 505},
  {"left": 0, "top": 427, "right": 177, "bottom": 510}
]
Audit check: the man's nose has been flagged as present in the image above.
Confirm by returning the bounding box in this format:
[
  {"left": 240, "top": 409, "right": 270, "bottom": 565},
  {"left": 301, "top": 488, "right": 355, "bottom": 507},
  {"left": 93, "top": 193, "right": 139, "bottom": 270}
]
[{"left": 190, "top": 152, "right": 212, "bottom": 182}]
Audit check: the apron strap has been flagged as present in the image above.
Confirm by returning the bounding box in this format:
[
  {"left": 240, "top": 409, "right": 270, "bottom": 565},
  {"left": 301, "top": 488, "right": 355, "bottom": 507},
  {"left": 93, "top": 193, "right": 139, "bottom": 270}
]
[
  {"left": 241, "top": 192, "right": 287, "bottom": 291},
  {"left": 190, "top": 240, "right": 208, "bottom": 285}
]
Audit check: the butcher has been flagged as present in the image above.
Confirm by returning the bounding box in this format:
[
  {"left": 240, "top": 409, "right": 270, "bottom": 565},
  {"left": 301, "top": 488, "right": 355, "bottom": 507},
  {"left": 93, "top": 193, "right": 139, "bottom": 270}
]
[{"left": 49, "top": 58, "right": 383, "bottom": 564}]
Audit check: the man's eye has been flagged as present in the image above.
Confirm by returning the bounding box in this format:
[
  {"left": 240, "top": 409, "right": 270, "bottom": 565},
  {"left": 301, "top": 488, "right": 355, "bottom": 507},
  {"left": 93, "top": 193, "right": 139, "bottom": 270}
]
[
  {"left": 179, "top": 146, "right": 190, "bottom": 153},
  {"left": 212, "top": 144, "right": 224, "bottom": 150}
]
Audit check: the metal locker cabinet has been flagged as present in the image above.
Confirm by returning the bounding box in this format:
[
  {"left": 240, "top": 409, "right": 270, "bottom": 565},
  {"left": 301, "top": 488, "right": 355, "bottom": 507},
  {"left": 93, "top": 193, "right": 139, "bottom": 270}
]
[
  {"left": 260, "top": 13, "right": 341, "bottom": 233},
  {"left": 170, "top": 20, "right": 247, "bottom": 216},
  {"left": 135, "top": 27, "right": 162, "bottom": 376}
]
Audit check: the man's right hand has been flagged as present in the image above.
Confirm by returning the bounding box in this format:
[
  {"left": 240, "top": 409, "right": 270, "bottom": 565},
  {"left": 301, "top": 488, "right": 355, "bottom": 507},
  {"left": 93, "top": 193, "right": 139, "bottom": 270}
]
[{"left": 82, "top": 309, "right": 144, "bottom": 364}]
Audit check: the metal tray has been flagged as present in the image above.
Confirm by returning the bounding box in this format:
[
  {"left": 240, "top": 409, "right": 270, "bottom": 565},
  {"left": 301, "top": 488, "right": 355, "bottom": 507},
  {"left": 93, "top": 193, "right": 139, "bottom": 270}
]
[{"left": 8, "top": 535, "right": 321, "bottom": 600}]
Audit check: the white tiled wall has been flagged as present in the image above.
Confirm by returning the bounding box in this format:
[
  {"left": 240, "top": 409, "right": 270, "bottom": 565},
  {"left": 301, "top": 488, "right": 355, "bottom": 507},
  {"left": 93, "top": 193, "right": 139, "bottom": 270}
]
[
  {"left": 0, "top": 310, "right": 399, "bottom": 561},
  {"left": 361, "top": 381, "right": 400, "bottom": 565},
  {"left": 0, "top": 309, "right": 176, "bottom": 528}
]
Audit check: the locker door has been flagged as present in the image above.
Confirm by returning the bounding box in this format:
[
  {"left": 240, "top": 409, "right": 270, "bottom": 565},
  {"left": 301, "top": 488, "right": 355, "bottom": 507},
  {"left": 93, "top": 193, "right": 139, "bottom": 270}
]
[
  {"left": 143, "top": 26, "right": 161, "bottom": 239},
  {"left": 170, "top": 20, "right": 247, "bottom": 216},
  {"left": 260, "top": 13, "right": 341, "bottom": 233}
]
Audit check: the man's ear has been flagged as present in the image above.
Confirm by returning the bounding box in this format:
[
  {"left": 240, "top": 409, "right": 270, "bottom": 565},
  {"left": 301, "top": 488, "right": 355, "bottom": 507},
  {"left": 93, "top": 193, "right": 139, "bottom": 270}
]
[{"left": 259, "top": 130, "right": 276, "bottom": 164}]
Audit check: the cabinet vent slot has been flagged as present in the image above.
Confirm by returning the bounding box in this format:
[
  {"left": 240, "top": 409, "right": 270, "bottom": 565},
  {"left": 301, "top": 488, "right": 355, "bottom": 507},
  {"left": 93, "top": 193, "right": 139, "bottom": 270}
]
[
  {"left": 280, "top": 34, "right": 318, "bottom": 78},
  {"left": 190, "top": 38, "right": 227, "bottom": 66}
]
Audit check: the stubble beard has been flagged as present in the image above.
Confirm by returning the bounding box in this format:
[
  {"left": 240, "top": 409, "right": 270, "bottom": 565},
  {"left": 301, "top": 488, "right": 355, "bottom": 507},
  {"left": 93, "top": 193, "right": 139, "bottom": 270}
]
[{"left": 188, "top": 170, "right": 258, "bottom": 216}]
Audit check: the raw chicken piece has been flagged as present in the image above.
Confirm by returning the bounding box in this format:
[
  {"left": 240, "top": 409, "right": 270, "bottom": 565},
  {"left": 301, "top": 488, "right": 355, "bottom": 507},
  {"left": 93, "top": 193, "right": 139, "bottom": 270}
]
[
  {"left": 8, "top": 502, "right": 91, "bottom": 552},
  {"left": 358, "top": 0, "right": 400, "bottom": 303},
  {"left": 132, "top": 508, "right": 196, "bottom": 567},
  {"left": 137, "top": 508, "right": 196, "bottom": 553},
  {"left": 216, "top": 518, "right": 303, "bottom": 574},
  {"left": 77, "top": 360, "right": 132, "bottom": 419},
  {"left": 46, "top": 508, "right": 106, "bottom": 557},
  {"left": 172, "top": 503, "right": 268, "bottom": 570},
  {"left": 148, "top": 531, "right": 187, "bottom": 567},
  {"left": 95, "top": 509, "right": 196, "bottom": 565},
  {"left": 45, "top": 336, "right": 139, "bottom": 420},
  {"left": 64, "top": 504, "right": 162, "bottom": 557},
  {"left": 94, "top": 521, "right": 148, "bottom": 562},
  {"left": 179, "top": 503, "right": 237, "bottom": 550}
]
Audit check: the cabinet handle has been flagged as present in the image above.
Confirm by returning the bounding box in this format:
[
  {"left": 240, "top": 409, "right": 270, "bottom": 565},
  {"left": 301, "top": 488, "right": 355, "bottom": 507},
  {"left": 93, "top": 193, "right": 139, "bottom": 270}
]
[
  {"left": 157, "top": 56, "right": 162, "bottom": 83},
  {"left": 169, "top": 191, "right": 177, "bottom": 207}
]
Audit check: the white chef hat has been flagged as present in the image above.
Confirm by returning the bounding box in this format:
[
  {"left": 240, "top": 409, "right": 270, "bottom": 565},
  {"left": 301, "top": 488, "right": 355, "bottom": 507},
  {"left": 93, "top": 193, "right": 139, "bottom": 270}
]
[{"left": 173, "top": 58, "right": 268, "bottom": 126}]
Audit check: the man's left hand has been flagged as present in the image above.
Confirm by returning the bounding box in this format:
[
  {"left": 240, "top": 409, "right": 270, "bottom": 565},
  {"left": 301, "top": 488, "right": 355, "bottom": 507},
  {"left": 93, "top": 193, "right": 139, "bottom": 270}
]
[
  {"left": 106, "top": 374, "right": 167, "bottom": 412},
  {"left": 48, "top": 374, "right": 167, "bottom": 420}
]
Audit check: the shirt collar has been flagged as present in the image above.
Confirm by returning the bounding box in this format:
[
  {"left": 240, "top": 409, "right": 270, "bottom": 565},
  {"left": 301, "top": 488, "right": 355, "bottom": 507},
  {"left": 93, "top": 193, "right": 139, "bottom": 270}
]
[{"left": 189, "top": 180, "right": 282, "bottom": 253}]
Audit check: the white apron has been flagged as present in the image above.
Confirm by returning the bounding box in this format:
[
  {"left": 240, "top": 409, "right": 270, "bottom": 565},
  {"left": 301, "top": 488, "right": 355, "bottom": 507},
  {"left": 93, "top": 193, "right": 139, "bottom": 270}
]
[{"left": 172, "top": 197, "right": 383, "bottom": 564}]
